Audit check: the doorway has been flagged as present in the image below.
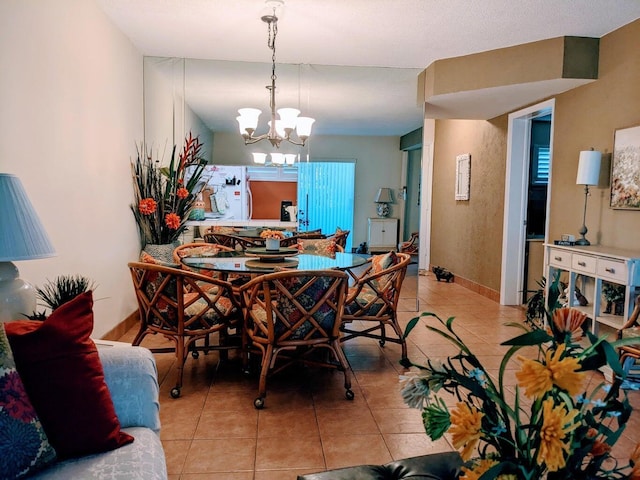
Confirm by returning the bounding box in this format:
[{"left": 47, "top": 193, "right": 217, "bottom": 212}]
[{"left": 500, "top": 99, "right": 555, "bottom": 305}]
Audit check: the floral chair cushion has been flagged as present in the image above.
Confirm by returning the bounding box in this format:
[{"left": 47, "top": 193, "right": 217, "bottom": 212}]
[
  {"left": 297, "top": 239, "right": 337, "bottom": 257},
  {"left": 344, "top": 284, "right": 385, "bottom": 316},
  {"left": 250, "top": 275, "right": 338, "bottom": 340}
]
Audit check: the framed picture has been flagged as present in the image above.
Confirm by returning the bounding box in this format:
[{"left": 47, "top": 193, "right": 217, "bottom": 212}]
[
  {"left": 455, "top": 153, "right": 471, "bottom": 201},
  {"left": 610, "top": 124, "right": 640, "bottom": 209}
]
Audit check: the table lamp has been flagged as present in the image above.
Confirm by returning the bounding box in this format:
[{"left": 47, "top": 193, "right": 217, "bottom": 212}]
[
  {"left": 375, "top": 187, "right": 393, "bottom": 217},
  {"left": 0, "top": 174, "right": 56, "bottom": 321},
  {"left": 575, "top": 150, "right": 601, "bottom": 246}
]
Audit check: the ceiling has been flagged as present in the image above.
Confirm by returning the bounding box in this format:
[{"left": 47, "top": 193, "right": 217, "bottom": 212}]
[{"left": 97, "top": 0, "right": 640, "bottom": 136}]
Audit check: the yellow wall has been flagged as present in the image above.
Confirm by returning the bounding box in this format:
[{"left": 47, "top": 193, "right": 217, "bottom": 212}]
[
  {"left": 429, "top": 18, "right": 640, "bottom": 295},
  {"left": 431, "top": 117, "right": 508, "bottom": 292}
]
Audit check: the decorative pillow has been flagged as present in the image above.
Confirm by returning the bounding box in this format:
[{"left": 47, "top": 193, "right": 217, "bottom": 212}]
[
  {"left": 0, "top": 324, "right": 57, "bottom": 478},
  {"left": 371, "top": 251, "right": 399, "bottom": 274},
  {"left": 5, "top": 292, "right": 134, "bottom": 459},
  {"left": 297, "top": 239, "right": 337, "bottom": 257},
  {"left": 139, "top": 250, "right": 179, "bottom": 268}
]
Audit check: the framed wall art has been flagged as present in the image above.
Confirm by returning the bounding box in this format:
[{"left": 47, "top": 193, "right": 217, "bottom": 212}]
[
  {"left": 610, "top": 124, "right": 640, "bottom": 209},
  {"left": 455, "top": 153, "right": 471, "bottom": 201}
]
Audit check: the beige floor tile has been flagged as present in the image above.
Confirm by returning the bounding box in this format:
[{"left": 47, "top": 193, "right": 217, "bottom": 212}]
[
  {"left": 162, "top": 439, "right": 191, "bottom": 475},
  {"left": 255, "top": 435, "right": 325, "bottom": 470},
  {"left": 182, "top": 438, "right": 256, "bottom": 473},
  {"left": 316, "top": 407, "right": 380, "bottom": 436},
  {"left": 258, "top": 409, "right": 320, "bottom": 437},
  {"left": 321, "top": 434, "right": 392, "bottom": 469}
]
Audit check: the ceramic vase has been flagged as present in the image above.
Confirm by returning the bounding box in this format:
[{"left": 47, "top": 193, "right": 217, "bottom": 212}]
[{"left": 265, "top": 238, "right": 281, "bottom": 251}]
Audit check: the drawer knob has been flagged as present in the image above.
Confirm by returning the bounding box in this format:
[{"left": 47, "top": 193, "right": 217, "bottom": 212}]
[
  {"left": 578, "top": 261, "right": 586, "bottom": 267},
  {"left": 605, "top": 267, "right": 615, "bottom": 274},
  {"left": 554, "top": 256, "right": 562, "bottom": 261}
]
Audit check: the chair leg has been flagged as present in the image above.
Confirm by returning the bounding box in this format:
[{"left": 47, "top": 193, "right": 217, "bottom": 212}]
[
  {"left": 254, "top": 344, "right": 274, "bottom": 409},
  {"left": 332, "top": 339, "right": 354, "bottom": 401},
  {"left": 171, "top": 338, "right": 187, "bottom": 399}
]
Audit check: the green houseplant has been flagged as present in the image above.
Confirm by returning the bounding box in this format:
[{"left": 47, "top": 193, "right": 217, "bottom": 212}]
[
  {"left": 401, "top": 279, "right": 640, "bottom": 479},
  {"left": 131, "top": 132, "right": 207, "bottom": 249}
]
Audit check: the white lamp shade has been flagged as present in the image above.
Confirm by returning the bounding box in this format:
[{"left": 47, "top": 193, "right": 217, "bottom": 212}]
[
  {"left": 277, "top": 108, "right": 300, "bottom": 130},
  {"left": 271, "top": 153, "right": 285, "bottom": 165},
  {"left": 375, "top": 187, "right": 393, "bottom": 204},
  {"left": 576, "top": 150, "right": 602, "bottom": 186},
  {"left": 252, "top": 153, "right": 267, "bottom": 164},
  {"left": 0, "top": 174, "right": 55, "bottom": 261},
  {"left": 296, "top": 117, "right": 315, "bottom": 137},
  {"left": 284, "top": 154, "right": 297, "bottom": 165},
  {"left": 237, "top": 108, "right": 262, "bottom": 133}
]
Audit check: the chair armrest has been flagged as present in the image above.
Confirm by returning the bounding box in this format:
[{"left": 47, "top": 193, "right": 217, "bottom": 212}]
[{"left": 98, "top": 346, "right": 161, "bottom": 433}]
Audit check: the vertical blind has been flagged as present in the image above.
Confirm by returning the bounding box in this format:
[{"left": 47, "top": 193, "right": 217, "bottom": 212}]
[{"left": 297, "top": 161, "right": 355, "bottom": 251}]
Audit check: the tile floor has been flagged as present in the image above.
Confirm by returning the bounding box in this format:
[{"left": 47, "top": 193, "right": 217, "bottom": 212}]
[{"left": 118, "top": 272, "right": 640, "bottom": 480}]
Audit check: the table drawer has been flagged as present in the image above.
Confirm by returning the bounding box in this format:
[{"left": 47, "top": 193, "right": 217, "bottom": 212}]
[
  {"left": 572, "top": 253, "right": 596, "bottom": 274},
  {"left": 548, "top": 248, "right": 571, "bottom": 268},
  {"left": 597, "top": 258, "right": 628, "bottom": 283}
]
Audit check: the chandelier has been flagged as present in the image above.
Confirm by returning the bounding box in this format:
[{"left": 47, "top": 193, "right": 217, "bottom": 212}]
[{"left": 236, "top": 0, "right": 315, "bottom": 148}]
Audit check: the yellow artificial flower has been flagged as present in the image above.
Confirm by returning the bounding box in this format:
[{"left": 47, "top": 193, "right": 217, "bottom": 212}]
[
  {"left": 537, "top": 398, "right": 579, "bottom": 472},
  {"left": 460, "top": 458, "right": 517, "bottom": 480},
  {"left": 449, "top": 402, "right": 484, "bottom": 460},
  {"left": 516, "top": 343, "right": 585, "bottom": 398}
]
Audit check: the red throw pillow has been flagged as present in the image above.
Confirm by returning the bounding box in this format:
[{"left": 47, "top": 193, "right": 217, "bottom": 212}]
[{"left": 5, "top": 292, "right": 134, "bottom": 459}]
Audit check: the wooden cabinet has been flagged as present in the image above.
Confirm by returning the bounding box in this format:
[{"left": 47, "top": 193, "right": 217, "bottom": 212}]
[
  {"left": 368, "top": 218, "right": 398, "bottom": 253},
  {"left": 544, "top": 244, "right": 640, "bottom": 333}
]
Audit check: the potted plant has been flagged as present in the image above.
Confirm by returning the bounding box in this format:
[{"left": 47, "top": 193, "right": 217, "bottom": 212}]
[
  {"left": 603, "top": 282, "right": 626, "bottom": 315},
  {"left": 401, "top": 276, "right": 640, "bottom": 479},
  {"left": 26, "top": 274, "right": 97, "bottom": 319},
  {"left": 131, "top": 132, "right": 208, "bottom": 261}
]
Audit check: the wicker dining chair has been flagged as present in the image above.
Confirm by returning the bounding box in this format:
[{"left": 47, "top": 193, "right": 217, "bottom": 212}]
[
  {"left": 128, "top": 262, "right": 241, "bottom": 398},
  {"left": 203, "top": 232, "right": 260, "bottom": 251},
  {"left": 238, "top": 269, "right": 353, "bottom": 409},
  {"left": 340, "top": 252, "right": 412, "bottom": 366},
  {"left": 172, "top": 242, "right": 235, "bottom": 270}
]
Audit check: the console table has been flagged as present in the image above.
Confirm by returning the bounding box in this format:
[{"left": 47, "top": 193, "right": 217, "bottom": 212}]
[{"left": 544, "top": 244, "right": 640, "bottom": 333}]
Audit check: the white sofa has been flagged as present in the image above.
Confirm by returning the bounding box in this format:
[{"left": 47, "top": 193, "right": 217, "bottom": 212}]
[{"left": 30, "top": 346, "right": 167, "bottom": 479}]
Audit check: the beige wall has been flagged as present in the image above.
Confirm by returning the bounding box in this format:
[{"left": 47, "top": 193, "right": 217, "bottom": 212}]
[
  {"left": 549, "top": 19, "right": 640, "bottom": 249},
  {"left": 430, "top": 118, "right": 508, "bottom": 292},
  {"left": 0, "top": 0, "right": 143, "bottom": 337},
  {"left": 428, "top": 18, "right": 640, "bottom": 295}
]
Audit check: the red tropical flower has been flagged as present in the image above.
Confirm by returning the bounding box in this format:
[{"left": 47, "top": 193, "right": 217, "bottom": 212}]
[
  {"left": 165, "top": 212, "right": 181, "bottom": 230},
  {"left": 176, "top": 187, "right": 189, "bottom": 199},
  {"left": 138, "top": 198, "right": 157, "bottom": 215}
]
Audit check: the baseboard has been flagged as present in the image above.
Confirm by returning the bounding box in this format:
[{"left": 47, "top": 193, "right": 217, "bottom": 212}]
[
  {"left": 428, "top": 265, "right": 500, "bottom": 303},
  {"left": 100, "top": 310, "right": 139, "bottom": 341}
]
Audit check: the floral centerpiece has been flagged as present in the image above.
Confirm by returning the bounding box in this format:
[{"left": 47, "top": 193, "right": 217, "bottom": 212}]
[
  {"left": 260, "top": 229, "right": 286, "bottom": 251},
  {"left": 401, "top": 283, "right": 640, "bottom": 479},
  {"left": 259, "top": 230, "right": 286, "bottom": 240},
  {"left": 131, "top": 132, "right": 207, "bottom": 248}
]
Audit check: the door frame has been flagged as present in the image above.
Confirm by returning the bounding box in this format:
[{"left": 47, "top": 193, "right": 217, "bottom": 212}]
[{"left": 500, "top": 99, "right": 555, "bottom": 305}]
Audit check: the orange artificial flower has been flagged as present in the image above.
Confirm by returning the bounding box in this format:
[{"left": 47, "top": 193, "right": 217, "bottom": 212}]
[
  {"left": 165, "top": 212, "right": 181, "bottom": 230},
  {"left": 537, "top": 398, "right": 579, "bottom": 472},
  {"left": 138, "top": 198, "right": 157, "bottom": 215},
  {"left": 516, "top": 343, "right": 585, "bottom": 398},
  {"left": 449, "top": 402, "right": 484, "bottom": 460},
  {"left": 553, "top": 308, "right": 588, "bottom": 341},
  {"left": 176, "top": 187, "right": 189, "bottom": 199}
]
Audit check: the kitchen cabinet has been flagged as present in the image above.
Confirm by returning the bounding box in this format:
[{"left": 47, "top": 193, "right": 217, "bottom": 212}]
[
  {"left": 368, "top": 218, "right": 398, "bottom": 253},
  {"left": 544, "top": 244, "right": 640, "bottom": 333}
]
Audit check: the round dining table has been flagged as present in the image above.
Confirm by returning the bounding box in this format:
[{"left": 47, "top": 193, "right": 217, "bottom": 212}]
[{"left": 180, "top": 250, "right": 367, "bottom": 274}]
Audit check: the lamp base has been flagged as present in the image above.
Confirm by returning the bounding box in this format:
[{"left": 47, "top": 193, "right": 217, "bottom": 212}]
[
  {"left": 0, "top": 261, "right": 37, "bottom": 322},
  {"left": 376, "top": 203, "right": 390, "bottom": 217}
]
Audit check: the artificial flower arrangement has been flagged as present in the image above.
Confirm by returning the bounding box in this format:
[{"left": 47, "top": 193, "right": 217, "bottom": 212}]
[
  {"left": 259, "top": 229, "right": 286, "bottom": 240},
  {"left": 401, "top": 280, "right": 640, "bottom": 480},
  {"left": 131, "top": 132, "right": 207, "bottom": 247}
]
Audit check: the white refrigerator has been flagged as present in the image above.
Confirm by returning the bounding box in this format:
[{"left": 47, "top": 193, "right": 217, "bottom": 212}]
[{"left": 198, "top": 165, "right": 252, "bottom": 220}]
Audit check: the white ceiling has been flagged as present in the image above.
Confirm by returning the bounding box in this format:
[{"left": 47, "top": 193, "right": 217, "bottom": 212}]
[{"left": 97, "top": 0, "right": 640, "bottom": 136}]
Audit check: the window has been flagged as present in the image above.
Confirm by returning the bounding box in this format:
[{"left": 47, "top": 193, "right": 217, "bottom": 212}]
[{"left": 531, "top": 145, "right": 550, "bottom": 185}]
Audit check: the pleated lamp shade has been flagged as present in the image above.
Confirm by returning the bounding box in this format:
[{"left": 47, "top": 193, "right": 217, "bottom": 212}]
[{"left": 0, "top": 174, "right": 55, "bottom": 321}]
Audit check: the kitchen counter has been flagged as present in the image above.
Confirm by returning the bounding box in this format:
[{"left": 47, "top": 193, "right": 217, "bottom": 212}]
[{"left": 185, "top": 219, "right": 297, "bottom": 229}]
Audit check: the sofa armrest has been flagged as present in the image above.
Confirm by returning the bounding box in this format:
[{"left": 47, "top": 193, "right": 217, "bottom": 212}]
[{"left": 98, "top": 345, "right": 161, "bottom": 433}]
